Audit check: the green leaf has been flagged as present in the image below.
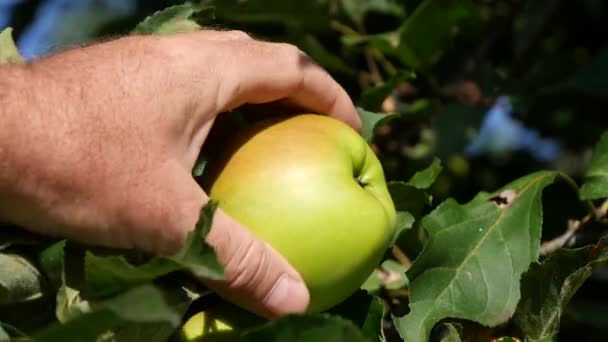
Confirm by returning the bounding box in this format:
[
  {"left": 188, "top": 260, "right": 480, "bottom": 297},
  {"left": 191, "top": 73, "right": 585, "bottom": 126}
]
[
  {"left": 110, "top": 282, "right": 197, "bottom": 342},
  {"left": 131, "top": 3, "right": 213, "bottom": 35},
  {"left": 512, "top": 239, "right": 608, "bottom": 341},
  {"left": 84, "top": 254, "right": 182, "bottom": 297},
  {"left": 358, "top": 71, "right": 415, "bottom": 112},
  {"left": 360, "top": 296, "right": 386, "bottom": 342},
  {"left": 34, "top": 284, "right": 181, "bottom": 342},
  {"left": 0, "top": 28, "right": 23, "bottom": 64},
  {"left": 242, "top": 314, "right": 371, "bottom": 342},
  {"left": 357, "top": 107, "right": 398, "bottom": 143},
  {"left": 343, "top": 0, "right": 481, "bottom": 71},
  {"left": 169, "top": 200, "right": 224, "bottom": 280},
  {"left": 579, "top": 131, "right": 608, "bottom": 200},
  {"left": 407, "top": 157, "right": 443, "bottom": 190},
  {"left": 394, "top": 171, "right": 560, "bottom": 342},
  {"left": 390, "top": 211, "right": 416, "bottom": 246},
  {"left": 83, "top": 201, "right": 222, "bottom": 297},
  {"left": 339, "top": 0, "right": 405, "bottom": 26},
  {"left": 0, "top": 253, "right": 45, "bottom": 305},
  {"left": 291, "top": 34, "right": 356, "bottom": 76},
  {"left": 387, "top": 181, "right": 432, "bottom": 245}
]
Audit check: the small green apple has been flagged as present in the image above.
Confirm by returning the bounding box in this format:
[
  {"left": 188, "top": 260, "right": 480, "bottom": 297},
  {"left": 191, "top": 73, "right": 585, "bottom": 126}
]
[
  {"left": 179, "top": 300, "right": 264, "bottom": 342},
  {"left": 201, "top": 114, "right": 396, "bottom": 313},
  {"left": 180, "top": 311, "right": 234, "bottom": 341}
]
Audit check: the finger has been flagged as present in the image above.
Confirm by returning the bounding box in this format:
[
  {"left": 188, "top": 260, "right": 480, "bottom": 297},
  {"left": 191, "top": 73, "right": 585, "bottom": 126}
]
[
  {"left": 150, "top": 164, "right": 310, "bottom": 318},
  {"left": 203, "top": 209, "right": 310, "bottom": 318},
  {"left": 214, "top": 40, "right": 362, "bottom": 131}
]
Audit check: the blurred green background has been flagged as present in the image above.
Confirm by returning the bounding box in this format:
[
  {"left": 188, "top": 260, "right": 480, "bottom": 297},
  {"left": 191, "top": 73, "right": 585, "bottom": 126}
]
[{"left": 3, "top": 0, "right": 608, "bottom": 340}]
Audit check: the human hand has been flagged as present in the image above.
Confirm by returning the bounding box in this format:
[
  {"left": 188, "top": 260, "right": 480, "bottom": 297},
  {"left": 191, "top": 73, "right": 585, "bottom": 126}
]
[{"left": 0, "top": 30, "right": 361, "bottom": 318}]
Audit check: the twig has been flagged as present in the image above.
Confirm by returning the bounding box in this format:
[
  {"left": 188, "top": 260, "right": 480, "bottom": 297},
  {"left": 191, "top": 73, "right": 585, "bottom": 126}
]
[
  {"left": 329, "top": 20, "right": 359, "bottom": 36},
  {"left": 392, "top": 245, "right": 412, "bottom": 268},
  {"left": 541, "top": 199, "right": 608, "bottom": 255},
  {"left": 364, "top": 48, "right": 384, "bottom": 85}
]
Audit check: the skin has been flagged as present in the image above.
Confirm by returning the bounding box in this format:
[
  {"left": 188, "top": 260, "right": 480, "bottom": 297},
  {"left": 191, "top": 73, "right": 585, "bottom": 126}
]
[
  {"left": 0, "top": 30, "right": 361, "bottom": 319},
  {"left": 203, "top": 114, "right": 396, "bottom": 313}
]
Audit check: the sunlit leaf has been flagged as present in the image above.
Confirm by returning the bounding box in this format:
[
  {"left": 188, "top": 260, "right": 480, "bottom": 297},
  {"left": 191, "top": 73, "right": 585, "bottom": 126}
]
[
  {"left": 0, "top": 28, "right": 23, "bottom": 64},
  {"left": 131, "top": 3, "right": 213, "bottom": 35},
  {"left": 357, "top": 107, "right": 398, "bottom": 143},
  {"left": 0, "top": 253, "right": 45, "bottom": 305},
  {"left": 394, "top": 171, "right": 560, "bottom": 342},
  {"left": 407, "top": 157, "right": 443, "bottom": 190},
  {"left": 34, "top": 284, "right": 181, "bottom": 342}
]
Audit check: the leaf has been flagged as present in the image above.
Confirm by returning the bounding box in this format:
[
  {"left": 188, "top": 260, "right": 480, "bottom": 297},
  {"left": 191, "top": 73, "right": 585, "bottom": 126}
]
[
  {"left": 358, "top": 71, "right": 415, "bottom": 112},
  {"left": 407, "top": 157, "right": 443, "bottom": 190},
  {"left": 357, "top": 107, "right": 398, "bottom": 143},
  {"left": 34, "top": 284, "right": 181, "bottom": 342},
  {"left": 339, "top": 0, "right": 405, "bottom": 26},
  {"left": 343, "top": 0, "right": 481, "bottom": 71},
  {"left": 390, "top": 212, "right": 416, "bottom": 246},
  {"left": 579, "top": 131, "right": 608, "bottom": 200},
  {"left": 83, "top": 201, "right": 222, "bottom": 297},
  {"left": 291, "top": 33, "right": 356, "bottom": 76},
  {"left": 360, "top": 297, "right": 386, "bottom": 342},
  {"left": 387, "top": 181, "right": 432, "bottom": 245},
  {"left": 0, "top": 253, "right": 45, "bottom": 305},
  {"left": 84, "top": 254, "right": 182, "bottom": 297},
  {"left": 131, "top": 3, "right": 213, "bottom": 35},
  {"left": 512, "top": 239, "right": 608, "bottom": 341},
  {"left": 109, "top": 282, "right": 196, "bottom": 342},
  {"left": 0, "top": 28, "right": 23, "bottom": 64},
  {"left": 394, "top": 171, "right": 560, "bottom": 342},
  {"left": 242, "top": 314, "right": 371, "bottom": 342},
  {"left": 169, "top": 200, "right": 224, "bottom": 280}
]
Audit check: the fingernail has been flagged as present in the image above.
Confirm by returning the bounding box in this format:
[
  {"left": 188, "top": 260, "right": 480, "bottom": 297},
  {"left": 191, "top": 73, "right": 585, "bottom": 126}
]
[{"left": 264, "top": 274, "right": 309, "bottom": 315}]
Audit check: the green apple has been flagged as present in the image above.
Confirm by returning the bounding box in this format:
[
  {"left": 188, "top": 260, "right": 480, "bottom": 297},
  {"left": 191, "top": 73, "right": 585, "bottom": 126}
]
[
  {"left": 201, "top": 114, "right": 396, "bottom": 313},
  {"left": 179, "top": 299, "right": 264, "bottom": 342},
  {"left": 180, "top": 311, "right": 234, "bottom": 341}
]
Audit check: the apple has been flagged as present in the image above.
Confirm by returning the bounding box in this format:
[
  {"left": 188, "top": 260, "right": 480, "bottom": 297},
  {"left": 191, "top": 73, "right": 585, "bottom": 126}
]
[
  {"left": 201, "top": 114, "right": 396, "bottom": 313},
  {"left": 179, "top": 299, "right": 264, "bottom": 342}
]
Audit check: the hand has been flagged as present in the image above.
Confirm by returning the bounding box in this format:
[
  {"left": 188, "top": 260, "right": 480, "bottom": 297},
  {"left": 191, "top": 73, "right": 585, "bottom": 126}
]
[{"left": 0, "top": 30, "right": 361, "bottom": 318}]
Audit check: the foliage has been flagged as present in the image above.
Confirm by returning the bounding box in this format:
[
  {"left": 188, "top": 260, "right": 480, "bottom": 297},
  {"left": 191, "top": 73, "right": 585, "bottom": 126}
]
[{"left": 2, "top": 0, "right": 608, "bottom": 341}]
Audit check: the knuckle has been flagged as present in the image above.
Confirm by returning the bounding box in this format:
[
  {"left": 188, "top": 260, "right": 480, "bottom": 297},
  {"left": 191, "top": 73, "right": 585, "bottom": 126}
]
[
  {"left": 226, "top": 30, "right": 251, "bottom": 40},
  {"left": 224, "top": 238, "right": 273, "bottom": 295}
]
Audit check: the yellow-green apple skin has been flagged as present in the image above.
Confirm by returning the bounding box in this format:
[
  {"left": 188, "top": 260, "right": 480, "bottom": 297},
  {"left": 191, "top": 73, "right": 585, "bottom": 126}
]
[
  {"left": 202, "top": 114, "right": 397, "bottom": 313},
  {"left": 180, "top": 311, "right": 234, "bottom": 341}
]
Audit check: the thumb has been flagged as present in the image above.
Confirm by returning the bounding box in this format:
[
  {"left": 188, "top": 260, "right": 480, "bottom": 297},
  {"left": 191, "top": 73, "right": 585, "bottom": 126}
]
[
  {"left": 203, "top": 209, "right": 311, "bottom": 318},
  {"left": 173, "top": 173, "right": 310, "bottom": 318}
]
